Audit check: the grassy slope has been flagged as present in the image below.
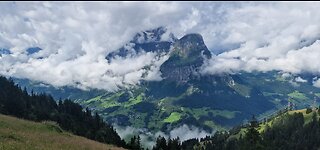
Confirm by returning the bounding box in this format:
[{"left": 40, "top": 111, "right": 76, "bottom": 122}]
[
  {"left": 163, "top": 112, "right": 182, "bottom": 123},
  {"left": 288, "top": 91, "right": 308, "bottom": 101},
  {"left": 0, "top": 114, "right": 125, "bottom": 150},
  {"left": 259, "top": 109, "right": 319, "bottom": 131},
  {"left": 288, "top": 109, "right": 319, "bottom": 125},
  {"left": 231, "top": 109, "right": 319, "bottom": 139}
]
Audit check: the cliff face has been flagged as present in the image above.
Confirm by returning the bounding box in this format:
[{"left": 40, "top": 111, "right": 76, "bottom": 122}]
[
  {"left": 106, "top": 28, "right": 213, "bottom": 84},
  {"left": 160, "top": 33, "right": 211, "bottom": 83}
]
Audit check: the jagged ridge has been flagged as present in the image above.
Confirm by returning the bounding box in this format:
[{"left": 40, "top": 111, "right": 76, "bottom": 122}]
[{"left": 160, "top": 33, "right": 211, "bottom": 83}]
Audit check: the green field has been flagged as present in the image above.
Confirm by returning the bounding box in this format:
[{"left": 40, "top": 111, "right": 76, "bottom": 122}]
[
  {"left": 124, "top": 94, "right": 144, "bottom": 107},
  {"left": 83, "top": 92, "right": 144, "bottom": 109},
  {"left": 288, "top": 90, "right": 308, "bottom": 100},
  {"left": 163, "top": 112, "right": 182, "bottom": 123}
]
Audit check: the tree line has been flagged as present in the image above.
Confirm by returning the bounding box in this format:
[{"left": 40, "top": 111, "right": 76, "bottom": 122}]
[
  {"left": 159, "top": 109, "right": 320, "bottom": 150},
  {"left": 0, "top": 76, "right": 127, "bottom": 148}
]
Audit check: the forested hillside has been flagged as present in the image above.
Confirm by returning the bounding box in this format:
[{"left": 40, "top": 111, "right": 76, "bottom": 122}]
[
  {"left": 158, "top": 108, "right": 320, "bottom": 150},
  {"left": 0, "top": 76, "right": 127, "bottom": 148}
]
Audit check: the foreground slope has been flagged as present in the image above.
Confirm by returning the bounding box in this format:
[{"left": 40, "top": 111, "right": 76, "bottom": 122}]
[
  {"left": 0, "top": 76, "right": 127, "bottom": 147},
  {"left": 0, "top": 114, "right": 125, "bottom": 150}
]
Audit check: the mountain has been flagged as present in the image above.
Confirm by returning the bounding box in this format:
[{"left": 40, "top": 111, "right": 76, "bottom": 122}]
[
  {"left": 11, "top": 28, "right": 320, "bottom": 135},
  {"left": 0, "top": 114, "right": 125, "bottom": 150},
  {"left": 12, "top": 78, "right": 105, "bottom": 101},
  {"left": 76, "top": 30, "right": 320, "bottom": 133},
  {"left": 160, "top": 33, "right": 211, "bottom": 83},
  {"left": 0, "top": 48, "right": 11, "bottom": 57},
  {"left": 26, "top": 47, "right": 42, "bottom": 55}
]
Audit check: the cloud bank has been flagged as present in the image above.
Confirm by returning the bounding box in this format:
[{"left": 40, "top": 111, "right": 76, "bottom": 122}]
[
  {"left": 114, "top": 124, "right": 212, "bottom": 149},
  {"left": 0, "top": 2, "right": 182, "bottom": 90},
  {"left": 1, "top": 2, "right": 320, "bottom": 90},
  {"left": 201, "top": 2, "right": 320, "bottom": 77}
]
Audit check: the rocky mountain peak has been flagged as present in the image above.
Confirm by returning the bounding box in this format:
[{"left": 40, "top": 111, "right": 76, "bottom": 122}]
[
  {"left": 160, "top": 33, "right": 212, "bottom": 83},
  {"left": 172, "top": 33, "right": 211, "bottom": 60}
]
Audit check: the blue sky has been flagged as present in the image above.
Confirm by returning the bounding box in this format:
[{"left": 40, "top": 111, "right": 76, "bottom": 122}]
[{"left": 1, "top": 2, "right": 320, "bottom": 90}]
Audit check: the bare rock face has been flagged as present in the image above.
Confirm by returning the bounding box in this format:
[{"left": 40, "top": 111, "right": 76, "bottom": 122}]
[
  {"left": 105, "top": 27, "right": 212, "bottom": 84},
  {"left": 160, "top": 33, "right": 212, "bottom": 83}
]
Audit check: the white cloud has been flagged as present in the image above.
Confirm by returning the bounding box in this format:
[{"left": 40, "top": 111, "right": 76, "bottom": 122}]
[
  {"left": 313, "top": 78, "right": 320, "bottom": 88},
  {"left": 1, "top": 2, "right": 320, "bottom": 90},
  {"left": 281, "top": 72, "right": 292, "bottom": 79},
  {"left": 201, "top": 2, "right": 320, "bottom": 76},
  {"left": 114, "top": 124, "right": 212, "bottom": 149},
  {"left": 0, "top": 2, "right": 186, "bottom": 91},
  {"left": 113, "top": 124, "right": 168, "bottom": 149},
  {"left": 295, "top": 76, "right": 307, "bottom": 83},
  {"left": 169, "top": 124, "right": 213, "bottom": 142},
  {"left": 289, "top": 80, "right": 300, "bottom": 87}
]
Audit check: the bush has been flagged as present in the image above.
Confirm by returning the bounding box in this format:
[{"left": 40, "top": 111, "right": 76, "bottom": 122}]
[{"left": 306, "top": 108, "right": 312, "bottom": 114}]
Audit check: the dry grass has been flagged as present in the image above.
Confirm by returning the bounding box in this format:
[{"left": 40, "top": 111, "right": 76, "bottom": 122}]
[{"left": 0, "top": 114, "right": 126, "bottom": 150}]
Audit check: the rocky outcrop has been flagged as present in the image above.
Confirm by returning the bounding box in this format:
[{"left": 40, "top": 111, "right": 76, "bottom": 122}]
[{"left": 160, "top": 33, "right": 211, "bottom": 83}]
